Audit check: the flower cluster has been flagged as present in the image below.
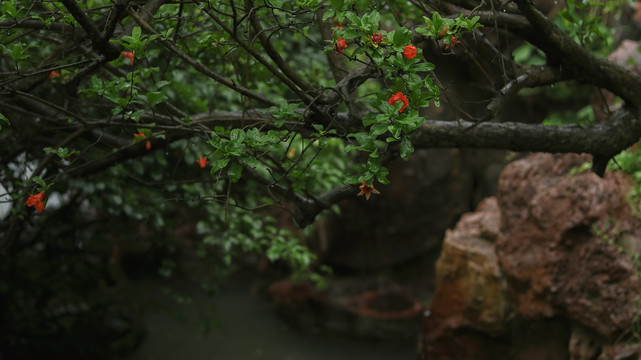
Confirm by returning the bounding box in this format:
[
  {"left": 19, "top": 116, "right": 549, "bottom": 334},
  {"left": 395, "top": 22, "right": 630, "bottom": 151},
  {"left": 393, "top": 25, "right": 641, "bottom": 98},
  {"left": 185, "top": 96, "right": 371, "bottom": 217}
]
[{"left": 26, "top": 191, "right": 45, "bottom": 212}]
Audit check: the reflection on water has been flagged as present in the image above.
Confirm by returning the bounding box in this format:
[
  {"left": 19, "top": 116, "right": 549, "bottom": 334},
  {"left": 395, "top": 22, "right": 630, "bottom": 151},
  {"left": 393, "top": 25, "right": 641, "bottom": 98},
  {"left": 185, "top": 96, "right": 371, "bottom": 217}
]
[{"left": 128, "top": 281, "right": 417, "bottom": 360}]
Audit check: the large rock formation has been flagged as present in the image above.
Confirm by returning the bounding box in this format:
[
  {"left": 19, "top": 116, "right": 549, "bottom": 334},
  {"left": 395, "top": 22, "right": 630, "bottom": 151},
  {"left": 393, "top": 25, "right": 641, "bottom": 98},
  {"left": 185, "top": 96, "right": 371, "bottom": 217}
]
[{"left": 421, "top": 153, "right": 641, "bottom": 360}]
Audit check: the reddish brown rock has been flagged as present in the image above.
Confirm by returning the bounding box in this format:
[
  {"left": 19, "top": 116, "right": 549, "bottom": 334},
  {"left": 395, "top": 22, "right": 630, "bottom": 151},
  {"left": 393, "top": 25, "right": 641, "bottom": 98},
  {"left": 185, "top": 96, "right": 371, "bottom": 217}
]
[
  {"left": 422, "top": 153, "right": 641, "bottom": 360},
  {"left": 496, "top": 153, "right": 640, "bottom": 340},
  {"left": 421, "top": 197, "right": 512, "bottom": 359}
]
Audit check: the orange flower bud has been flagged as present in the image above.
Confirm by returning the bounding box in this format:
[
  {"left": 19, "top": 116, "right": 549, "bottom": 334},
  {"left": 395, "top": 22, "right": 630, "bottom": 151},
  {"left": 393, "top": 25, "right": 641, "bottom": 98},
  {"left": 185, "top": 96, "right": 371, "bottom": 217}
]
[
  {"left": 122, "top": 51, "right": 135, "bottom": 66},
  {"left": 388, "top": 92, "right": 409, "bottom": 113},
  {"left": 403, "top": 45, "right": 417, "bottom": 59}
]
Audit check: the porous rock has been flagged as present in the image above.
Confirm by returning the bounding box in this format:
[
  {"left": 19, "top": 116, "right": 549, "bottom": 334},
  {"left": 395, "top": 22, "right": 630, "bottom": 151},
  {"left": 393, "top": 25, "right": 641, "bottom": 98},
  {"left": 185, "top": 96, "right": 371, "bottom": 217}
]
[{"left": 422, "top": 153, "right": 641, "bottom": 359}]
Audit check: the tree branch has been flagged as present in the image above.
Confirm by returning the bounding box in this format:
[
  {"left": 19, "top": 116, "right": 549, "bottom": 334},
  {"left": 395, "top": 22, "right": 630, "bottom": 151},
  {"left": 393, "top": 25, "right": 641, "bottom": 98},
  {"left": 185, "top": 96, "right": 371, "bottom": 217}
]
[
  {"left": 0, "top": 19, "right": 77, "bottom": 34},
  {"left": 126, "top": 8, "right": 278, "bottom": 107},
  {"left": 248, "top": 6, "right": 318, "bottom": 97},
  {"left": 413, "top": 107, "right": 640, "bottom": 160},
  {"left": 60, "top": 0, "right": 120, "bottom": 59},
  {"left": 513, "top": 0, "right": 641, "bottom": 107}
]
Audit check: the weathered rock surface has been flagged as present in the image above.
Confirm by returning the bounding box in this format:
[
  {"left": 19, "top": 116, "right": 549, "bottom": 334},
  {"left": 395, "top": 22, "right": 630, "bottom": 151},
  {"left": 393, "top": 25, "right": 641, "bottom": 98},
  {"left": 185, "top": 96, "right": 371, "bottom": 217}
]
[
  {"left": 421, "top": 197, "right": 512, "bottom": 359},
  {"left": 496, "top": 153, "right": 640, "bottom": 340},
  {"left": 421, "top": 153, "right": 641, "bottom": 360}
]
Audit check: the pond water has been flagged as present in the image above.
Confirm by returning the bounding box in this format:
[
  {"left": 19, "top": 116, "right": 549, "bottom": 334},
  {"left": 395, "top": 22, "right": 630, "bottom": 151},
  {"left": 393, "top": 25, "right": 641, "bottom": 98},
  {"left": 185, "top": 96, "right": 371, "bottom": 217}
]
[{"left": 127, "top": 280, "right": 418, "bottom": 360}]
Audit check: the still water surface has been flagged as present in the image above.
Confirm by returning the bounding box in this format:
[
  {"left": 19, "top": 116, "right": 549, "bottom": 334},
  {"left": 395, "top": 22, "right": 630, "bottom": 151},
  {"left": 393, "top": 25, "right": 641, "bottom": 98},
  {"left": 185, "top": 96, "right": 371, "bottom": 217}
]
[{"left": 128, "top": 281, "right": 417, "bottom": 360}]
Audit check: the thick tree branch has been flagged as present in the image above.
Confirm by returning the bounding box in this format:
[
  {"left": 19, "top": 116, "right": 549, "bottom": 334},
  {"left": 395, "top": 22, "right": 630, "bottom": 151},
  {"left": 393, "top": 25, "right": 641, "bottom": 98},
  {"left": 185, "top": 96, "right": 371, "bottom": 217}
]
[
  {"left": 484, "top": 65, "right": 567, "bottom": 120},
  {"left": 513, "top": 0, "right": 641, "bottom": 107},
  {"left": 413, "top": 107, "right": 640, "bottom": 160},
  {"left": 0, "top": 19, "right": 76, "bottom": 34},
  {"left": 472, "top": 10, "right": 532, "bottom": 32},
  {"left": 60, "top": 0, "right": 120, "bottom": 59},
  {"left": 101, "top": 0, "right": 130, "bottom": 44}
]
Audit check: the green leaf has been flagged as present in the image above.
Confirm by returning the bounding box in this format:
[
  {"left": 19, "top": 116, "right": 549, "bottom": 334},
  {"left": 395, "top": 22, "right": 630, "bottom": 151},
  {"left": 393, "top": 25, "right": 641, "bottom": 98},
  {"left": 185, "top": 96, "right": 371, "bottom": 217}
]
[
  {"left": 400, "top": 136, "right": 414, "bottom": 160},
  {"left": 228, "top": 161, "right": 243, "bottom": 182},
  {"left": 362, "top": 113, "right": 378, "bottom": 127},
  {"left": 348, "top": 132, "right": 376, "bottom": 152},
  {"left": 230, "top": 129, "right": 244, "bottom": 142},
  {"left": 392, "top": 27, "right": 412, "bottom": 47},
  {"left": 31, "top": 176, "right": 46, "bottom": 188},
  {"left": 155, "top": 80, "right": 171, "bottom": 89},
  {"left": 344, "top": 144, "right": 362, "bottom": 152},
  {"left": 0, "top": 112, "right": 9, "bottom": 130},
  {"left": 362, "top": 11, "right": 380, "bottom": 29},
  {"left": 322, "top": 9, "right": 335, "bottom": 22},
  {"left": 345, "top": 12, "right": 362, "bottom": 27},
  {"left": 132, "top": 26, "right": 142, "bottom": 40},
  {"left": 245, "top": 128, "right": 260, "bottom": 143},
  {"left": 273, "top": 118, "right": 285, "bottom": 127},
  {"left": 376, "top": 169, "right": 390, "bottom": 184},
  {"left": 342, "top": 174, "right": 360, "bottom": 184},
  {"left": 241, "top": 156, "right": 260, "bottom": 169},
  {"left": 388, "top": 125, "right": 402, "bottom": 138},
  {"left": 358, "top": 173, "right": 374, "bottom": 183},
  {"left": 413, "top": 62, "right": 435, "bottom": 72},
  {"left": 415, "top": 26, "right": 431, "bottom": 37},
  {"left": 211, "top": 158, "right": 230, "bottom": 173},
  {"left": 144, "top": 91, "right": 167, "bottom": 107},
  {"left": 370, "top": 123, "right": 388, "bottom": 136}
]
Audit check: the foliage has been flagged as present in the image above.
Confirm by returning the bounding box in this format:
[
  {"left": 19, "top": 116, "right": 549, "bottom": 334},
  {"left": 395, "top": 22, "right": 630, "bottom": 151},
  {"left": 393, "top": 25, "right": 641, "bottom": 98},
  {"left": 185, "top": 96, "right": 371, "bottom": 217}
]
[{"left": 1, "top": 0, "right": 640, "bottom": 355}]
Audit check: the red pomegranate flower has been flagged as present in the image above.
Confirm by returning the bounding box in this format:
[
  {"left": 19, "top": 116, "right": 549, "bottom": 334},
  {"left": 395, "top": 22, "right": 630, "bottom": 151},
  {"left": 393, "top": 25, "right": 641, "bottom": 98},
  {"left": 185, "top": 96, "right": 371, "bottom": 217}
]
[
  {"left": 371, "top": 32, "right": 385, "bottom": 47},
  {"left": 145, "top": 141, "right": 151, "bottom": 150},
  {"left": 403, "top": 45, "right": 417, "bottom": 59},
  {"left": 122, "top": 51, "right": 135, "bottom": 66},
  {"left": 26, "top": 191, "right": 45, "bottom": 212},
  {"left": 388, "top": 92, "right": 409, "bottom": 113},
  {"left": 134, "top": 131, "right": 146, "bottom": 139},
  {"left": 357, "top": 182, "right": 380, "bottom": 200},
  {"left": 48, "top": 71, "right": 60, "bottom": 80},
  {"left": 335, "top": 37, "right": 347, "bottom": 54},
  {"left": 197, "top": 156, "right": 209, "bottom": 168}
]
